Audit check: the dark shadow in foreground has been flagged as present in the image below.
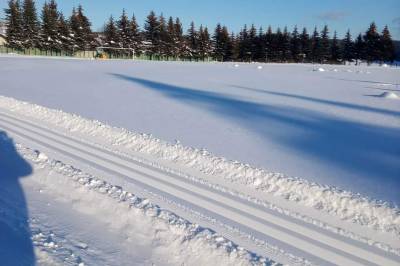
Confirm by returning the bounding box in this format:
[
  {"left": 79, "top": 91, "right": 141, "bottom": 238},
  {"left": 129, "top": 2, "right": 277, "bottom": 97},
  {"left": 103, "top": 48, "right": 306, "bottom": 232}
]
[{"left": 0, "top": 130, "right": 35, "bottom": 265}]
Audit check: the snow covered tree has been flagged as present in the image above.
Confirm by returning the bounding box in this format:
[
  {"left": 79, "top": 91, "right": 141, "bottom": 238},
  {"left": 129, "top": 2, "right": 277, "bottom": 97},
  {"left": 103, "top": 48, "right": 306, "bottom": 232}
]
[
  {"left": 104, "top": 15, "right": 120, "bottom": 48},
  {"left": 57, "top": 13, "right": 73, "bottom": 52},
  {"left": 129, "top": 14, "right": 142, "bottom": 55},
  {"left": 265, "top": 26, "right": 273, "bottom": 62},
  {"left": 40, "top": 0, "right": 59, "bottom": 50},
  {"left": 197, "top": 25, "right": 212, "bottom": 60},
  {"left": 380, "top": 25, "right": 395, "bottom": 62},
  {"left": 310, "top": 27, "right": 321, "bottom": 62},
  {"left": 342, "top": 30, "right": 354, "bottom": 62},
  {"left": 291, "top": 26, "right": 301, "bottom": 62},
  {"left": 4, "top": 0, "right": 24, "bottom": 49},
  {"left": 330, "top": 31, "right": 340, "bottom": 63},
  {"left": 22, "top": 0, "right": 39, "bottom": 48},
  {"left": 363, "top": 22, "right": 381, "bottom": 63},
  {"left": 117, "top": 9, "right": 130, "bottom": 48},
  {"left": 70, "top": 5, "right": 94, "bottom": 50},
  {"left": 187, "top": 21, "right": 198, "bottom": 58},
  {"left": 248, "top": 24, "right": 257, "bottom": 61},
  {"left": 320, "top": 25, "right": 330, "bottom": 62},
  {"left": 174, "top": 17, "right": 185, "bottom": 57},
  {"left": 282, "top": 26, "right": 291, "bottom": 61},
  {"left": 300, "top": 27, "right": 310, "bottom": 61},
  {"left": 354, "top": 33, "right": 365, "bottom": 64},
  {"left": 144, "top": 11, "right": 160, "bottom": 55}
]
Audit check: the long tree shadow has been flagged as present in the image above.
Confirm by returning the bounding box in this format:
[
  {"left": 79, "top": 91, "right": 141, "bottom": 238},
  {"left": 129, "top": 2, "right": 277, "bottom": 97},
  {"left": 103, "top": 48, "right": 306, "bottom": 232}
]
[
  {"left": 111, "top": 74, "right": 400, "bottom": 203},
  {"left": 229, "top": 85, "right": 400, "bottom": 117},
  {"left": 0, "top": 131, "right": 35, "bottom": 265}
]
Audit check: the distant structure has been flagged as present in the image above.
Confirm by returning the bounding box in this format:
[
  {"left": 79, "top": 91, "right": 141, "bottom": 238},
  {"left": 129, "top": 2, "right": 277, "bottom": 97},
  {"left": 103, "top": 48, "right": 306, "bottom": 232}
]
[{"left": 0, "top": 21, "right": 7, "bottom": 45}]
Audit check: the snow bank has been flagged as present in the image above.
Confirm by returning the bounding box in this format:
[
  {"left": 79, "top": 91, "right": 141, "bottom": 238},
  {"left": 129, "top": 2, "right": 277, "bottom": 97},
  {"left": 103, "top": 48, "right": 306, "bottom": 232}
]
[
  {"left": 1, "top": 95, "right": 399, "bottom": 237},
  {"left": 379, "top": 92, "right": 399, "bottom": 99},
  {"left": 18, "top": 144, "right": 275, "bottom": 266}
]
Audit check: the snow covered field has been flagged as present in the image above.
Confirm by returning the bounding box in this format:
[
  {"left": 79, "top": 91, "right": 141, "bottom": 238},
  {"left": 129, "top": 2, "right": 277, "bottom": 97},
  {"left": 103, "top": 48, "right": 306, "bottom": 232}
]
[{"left": 0, "top": 55, "right": 400, "bottom": 265}]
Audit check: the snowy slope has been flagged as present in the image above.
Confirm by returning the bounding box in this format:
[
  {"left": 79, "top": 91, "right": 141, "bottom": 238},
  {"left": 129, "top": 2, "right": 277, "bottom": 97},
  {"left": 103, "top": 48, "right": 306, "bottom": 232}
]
[
  {"left": 0, "top": 55, "right": 399, "bottom": 205},
  {"left": 0, "top": 95, "right": 399, "bottom": 265}
]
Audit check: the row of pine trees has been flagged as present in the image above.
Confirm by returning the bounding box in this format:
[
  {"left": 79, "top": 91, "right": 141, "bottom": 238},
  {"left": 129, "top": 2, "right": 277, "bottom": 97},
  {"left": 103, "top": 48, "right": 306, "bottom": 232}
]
[{"left": 3, "top": 0, "right": 397, "bottom": 63}]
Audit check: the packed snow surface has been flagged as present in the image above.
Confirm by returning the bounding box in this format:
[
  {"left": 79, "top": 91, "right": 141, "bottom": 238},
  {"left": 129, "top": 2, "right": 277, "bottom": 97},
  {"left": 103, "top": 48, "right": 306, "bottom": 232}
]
[{"left": 0, "top": 55, "right": 399, "bottom": 206}]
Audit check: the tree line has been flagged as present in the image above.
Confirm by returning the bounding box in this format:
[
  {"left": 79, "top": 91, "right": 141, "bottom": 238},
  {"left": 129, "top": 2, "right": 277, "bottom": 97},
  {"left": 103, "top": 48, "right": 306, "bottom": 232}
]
[{"left": 3, "top": 0, "right": 397, "bottom": 63}]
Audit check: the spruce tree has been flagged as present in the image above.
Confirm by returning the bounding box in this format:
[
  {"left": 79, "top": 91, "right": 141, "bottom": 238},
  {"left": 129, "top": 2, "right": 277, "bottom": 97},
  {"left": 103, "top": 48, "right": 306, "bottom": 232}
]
[
  {"left": 300, "top": 27, "right": 310, "bottom": 61},
  {"left": 158, "top": 14, "right": 168, "bottom": 56},
  {"left": 70, "top": 5, "right": 94, "bottom": 50},
  {"left": 265, "top": 26, "right": 273, "bottom": 62},
  {"left": 255, "top": 27, "right": 266, "bottom": 62},
  {"left": 273, "top": 27, "right": 283, "bottom": 61},
  {"left": 213, "top": 23, "right": 223, "bottom": 60},
  {"left": 4, "top": 0, "right": 24, "bottom": 49},
  {"left": 174, "top": 17, "right": 185, "bottom": 57},
  {"left": 380, "top": 25, "right": 395, "bottom": 62},
  {"left": 22, "top": 0, "right": 39, "bottom": 48},
  {"left": 104, "top": 15, "right": 120, "bottom": 48},
  {"left": 291, "top": 25, "right": 301, "bottom": 62},
  {"left": 58, "top": 13, "right": 72, "bottom": 52},
  {"left": 320, "top": 25, "right": 330, "bottom": 62},
  {"left": 342, "top": 30, "right": 354, "bottom": 62},
  {"left": 363, "top": 22, "right": 381, "bottom": 63},
  {"left": 129, "top": 14, "right": 142, "bottom": 55},
  {"left": 187, "top": 21, "right": 198, "bottom": 58},
  {"left": 330, "top": 31, "right": 340, "bottom": 63},
  {"left": 282, "top": 26, "right": 292, "bottom": 61},
  {"left": 144, "top": 11, "right": 160, "bottom": 55},
  {"left": 117, "top": 9, "right": 130, "bottom": 48},
  {"left": 248, "top": 24, "right": 257, "bottom": 61},
  {"left": 222, "top": 26, "right": 233, "bottom": 61},
  {"left": 41, "top": 0, "right": 59, "bottom": 50},
  {"left": 166, "top": 16, "right": 175, "bottom": 57},
  {"left": 354, "top": 33, "right": 365, "bottom": 64},
  {"left": 311, "top": 27, "right": 321, "bottom": 62}
]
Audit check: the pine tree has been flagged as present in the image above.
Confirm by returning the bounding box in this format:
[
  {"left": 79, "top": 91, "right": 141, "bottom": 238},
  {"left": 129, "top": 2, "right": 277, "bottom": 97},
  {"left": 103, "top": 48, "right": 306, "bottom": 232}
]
[
  {"left": 255, "top": 27, "right": 265, "bottom": 62},
  {"left": 330, "top": 31, "right": 340, "bottom": 63},
  {"left": 158, "top": 14, "right": 168, "bottom": 56},
  {"left": 300, "top": 27, "right": 310, "bottom": 61},
  {"left": 41, "top": 0, "right": 59, "bottom": 50},
  {"left": 320, "top": 25, "right": 330, "bottom": 62},
  {"left": 22, "top": 0, "right": 39, "bottom": 48},
  {"left": 311, "top": 27, "right": 321, "bottom": 62},
  {"left": 291, "top": 25, "right": 301, "bottom": 62},
  {"left": 174, "top": 17, "right": 185, "bottom": 57},
  {"left": 380, "top": 25, "right": 395, "bottom": 62},
  {"left": 117, "top": 9, "right": 130, "bottom": 48},
  {"left": 248, "top": 24, "right": 257, "bottom": 61},
  {"left": 58, "top": 13, "right": 72, "bottom": 52},
  {"left": 238, "top": 24, "right": 251, "bottom": 61},
  {"left": 342, "top": 30, "right": 354, "bottom": 62},
  {"left": 213, "top": 23, "right": 223, "bottom": 60},
  {"left": 4, "top": 0, "right": 24, "bottom": 49},
  {"left": 354, "top": 33, "right": 365, "bottom": 64},
  {"left": 104, "top": 15, "right": 120, "bottom": 48},
  {"left": 144, "top": 11, "right": 160, "bottom": 55},
  {"left": 129, "top": 14, "right": 142, "bottom": 55},
  {"left": 187, "top": 21, "right": 198, "bottom": 58},
  {"left": 165, "top": 16, "right": 175, "bottom": 57},
  {"left": 222, "top": 26, "right": 233, "bottom": 61},
  {"left": 282, "top": 26, "right": 291, "bottom": 61},
  {"left": 265, "top": 26, "right": 273, "bottom": 62},
  {"left": 273, "top": 27, "right": 283, "bottom": 61},
  {"left": 363, "top": 22, "right": 381, "bottom": 63},
  {"left": 70, "top": 5, "right": 94, "bottom": 50}
]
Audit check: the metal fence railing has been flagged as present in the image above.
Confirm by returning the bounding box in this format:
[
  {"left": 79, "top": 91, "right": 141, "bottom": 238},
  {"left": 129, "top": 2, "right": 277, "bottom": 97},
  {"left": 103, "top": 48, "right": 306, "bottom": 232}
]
[{"left": 0, "top": 46, "right": 214, "bottom": 62}]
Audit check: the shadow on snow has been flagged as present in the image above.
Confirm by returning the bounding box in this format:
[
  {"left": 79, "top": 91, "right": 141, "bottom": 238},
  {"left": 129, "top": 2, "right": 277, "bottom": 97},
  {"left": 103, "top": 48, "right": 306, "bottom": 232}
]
[
  {"left": 110, "top": 73, "right": 400, "bottom": 203},
  {"left": 0, "top": 130, "right": 35, "bottom": 265}
]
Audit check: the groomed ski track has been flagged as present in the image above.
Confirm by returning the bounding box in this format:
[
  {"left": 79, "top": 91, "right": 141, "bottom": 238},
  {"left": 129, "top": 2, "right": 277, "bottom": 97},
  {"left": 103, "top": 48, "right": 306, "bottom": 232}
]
[{"left": 0, "top": 109, "right": 399, "bottom": 266}]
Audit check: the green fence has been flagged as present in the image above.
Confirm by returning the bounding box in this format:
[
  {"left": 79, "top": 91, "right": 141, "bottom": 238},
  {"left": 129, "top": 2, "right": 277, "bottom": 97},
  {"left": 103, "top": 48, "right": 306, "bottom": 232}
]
[{"left": 0, "top": 46, "right": 214, "bottom": 62}]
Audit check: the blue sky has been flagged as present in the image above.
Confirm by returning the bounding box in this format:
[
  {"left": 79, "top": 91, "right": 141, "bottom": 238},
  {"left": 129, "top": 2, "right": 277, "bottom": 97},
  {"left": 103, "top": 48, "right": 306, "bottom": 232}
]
[{"left": 1, "top": 0, "right": 400, "bottom": 39}]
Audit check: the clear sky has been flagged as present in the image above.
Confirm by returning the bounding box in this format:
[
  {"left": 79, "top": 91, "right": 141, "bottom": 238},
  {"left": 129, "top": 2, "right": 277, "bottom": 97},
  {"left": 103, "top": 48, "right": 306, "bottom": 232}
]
[{"left": 1, "top": 0, "right": 400, "bottom": 39}]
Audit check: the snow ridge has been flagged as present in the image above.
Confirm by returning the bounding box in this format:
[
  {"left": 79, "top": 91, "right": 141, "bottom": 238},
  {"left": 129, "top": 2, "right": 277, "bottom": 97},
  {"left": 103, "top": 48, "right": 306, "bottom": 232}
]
[
  {"left": 19, "top": 144, "right": 279, "bottom": 266},
  {"left": 1, "top": 95, "right": 399, "bottom": 238}
]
